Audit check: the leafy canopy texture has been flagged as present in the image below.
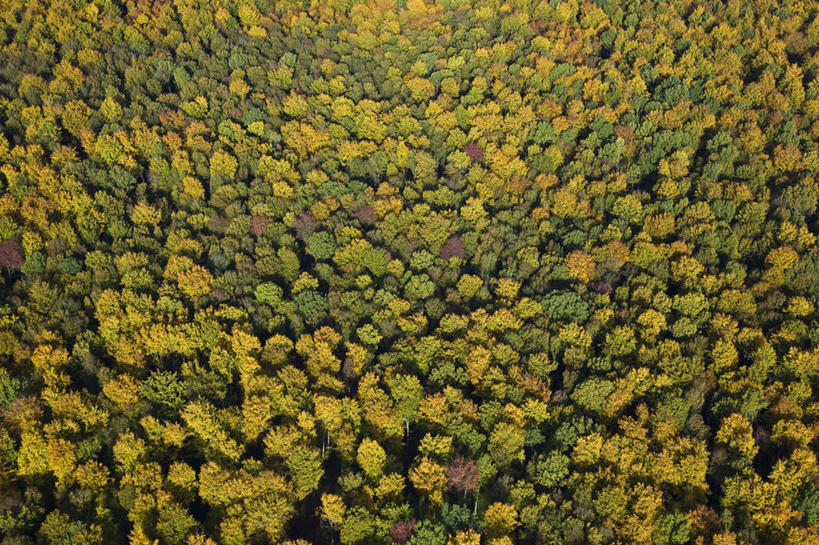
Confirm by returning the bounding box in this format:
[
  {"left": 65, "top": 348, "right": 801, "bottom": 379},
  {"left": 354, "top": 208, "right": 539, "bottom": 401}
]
[{"left": 1, "top": 0, "right": 819, "bottom": 544}]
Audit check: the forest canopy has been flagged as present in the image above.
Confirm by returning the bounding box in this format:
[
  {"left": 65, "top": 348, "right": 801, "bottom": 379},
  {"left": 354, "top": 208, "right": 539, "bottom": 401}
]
[{"left": 1, "top": 0, "right": 819, "bottom": 544}]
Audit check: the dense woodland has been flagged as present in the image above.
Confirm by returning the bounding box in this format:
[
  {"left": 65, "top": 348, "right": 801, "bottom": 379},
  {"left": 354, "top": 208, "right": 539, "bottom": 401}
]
[{"left": 1, "top": 0, "right": 819, "bottom": 544}]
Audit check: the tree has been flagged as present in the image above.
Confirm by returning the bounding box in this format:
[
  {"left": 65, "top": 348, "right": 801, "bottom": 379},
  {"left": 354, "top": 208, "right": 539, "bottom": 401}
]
[
  {"left": 446, "top": 456, "right": 479, "bottom": 500},
  {"left": 541, "top": 291, "right": 590, "bottom": 323},
  {"left": 390, "top": 519, "right": 417, "bottom": 544},
  {"left": 483, "top": 502, "right": 519, "bottom": 538},
  {"left": 715, "top": 413, "right": 758, "bottom": 468},
  {"left": 156, "top": 502, "right": 197, "bottom": 545},
  {"left": 440, "top": 237, "right": 466, "bottom": 260},
  {"left": 177, "top": 265, "right": 213, "bottom": 299},
  {"left": 0, "top": 240, "right": 24, "bottom": 269},
  {"left": 321, "top": 494, "right": 346, "bottom": 528},
  {"left": 566, "top": 251, "right": 595, "bottom": 284},
  {"left": 339, "top": 507, "right": 378, "bottom": 545},
  {"left": 255, "top": 282, "right": 283, "bottom": 307},
  {"left": 462, "top": 142, "right": 484, "bottom": 164},
  {"left": 357, "top": 438, "right": 387, "bottom": 481},
  {"left": 307, "top": 231, "right": 336, "bottom": 260},
  {"left": 456, "top": 275, "right": 483, "bottom": 301},
  {"left": 531, "top": 451, "right": 570, "bottom": 488},
  {"left": 357, "top": 323, "right": 382, "bottom": 347},
  {"left": 411, "top": 457, "right": 447, "bottom": 505},
  {"left": 488, "top": 422, "right": 525, "bottom": 468},
  {"left": 181, "top": 401, "right": 243, "bottom": 462},
  {"left": 407, "top": 520, "right": 446, "bottom": 545},
  {"left": 389, "top": 374, "right": 423, "bottom": 437}
]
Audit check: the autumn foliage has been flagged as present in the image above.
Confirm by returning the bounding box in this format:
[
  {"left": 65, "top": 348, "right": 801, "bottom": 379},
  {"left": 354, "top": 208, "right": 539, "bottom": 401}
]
[{"left": 1, "top": 0, "right": 819, "bottom": 544}]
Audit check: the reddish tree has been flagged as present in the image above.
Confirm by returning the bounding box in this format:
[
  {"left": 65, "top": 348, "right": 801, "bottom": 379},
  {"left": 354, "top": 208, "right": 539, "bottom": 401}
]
[
  {"left": 446, "top": 456, "right": 479, "bottom": 497},
  {"left": 236, "top": 261, "right": 257, "bottom": 274},
  {"left": 207, "top": 215, "right": 229, "bottom": 234},
  {"left": 250, "top": 216, "right": 273, "bottom": 236},
  {"left": 439, "top": 236, "right": 465, "bottom": 260},
  {"left": 210, "top": 288, "right": 228, "bottom": 302},
  {"left": 590, "top": 282, "right": 612, "bottom": 295},
  {"left": 354, "top": 205, "right": 377, "bottom": 225},
  {"left": 462, "top": 142, "right": 484, "bottom": 164},
  {"left": 754, "top": 424, "right": 771, "bottom": 444},
  {"left": 551, "top": 390, "right": 569, "bottom": 405},
  {"left": 226, "top": 106, "right": 243, "bottom": 121},
  {"left": 293, "top": 212, "right": 318, "bottom": 240},
  {"left": 0, "top": 241, "right": 24, "bottom": 269},
  {"left": 390, "top": 520, "right": 416, "bottom": 544}
]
